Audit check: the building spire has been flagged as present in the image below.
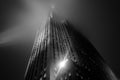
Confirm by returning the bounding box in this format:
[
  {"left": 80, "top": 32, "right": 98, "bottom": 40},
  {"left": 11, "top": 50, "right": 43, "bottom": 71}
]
[{"left": 50, "top": 4, "right": 55, "bottom": 18}]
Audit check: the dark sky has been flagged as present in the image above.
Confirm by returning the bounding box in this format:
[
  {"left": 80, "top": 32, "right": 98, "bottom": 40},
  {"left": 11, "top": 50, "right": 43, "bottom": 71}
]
[{"left": 0, "top": 0, "right": 119, "bottom": 80}]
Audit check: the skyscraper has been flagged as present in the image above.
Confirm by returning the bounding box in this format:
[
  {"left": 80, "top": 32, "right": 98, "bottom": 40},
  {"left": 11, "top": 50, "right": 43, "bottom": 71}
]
[{"left": 24, "top": 13, "right": 117, "bottom": 80}]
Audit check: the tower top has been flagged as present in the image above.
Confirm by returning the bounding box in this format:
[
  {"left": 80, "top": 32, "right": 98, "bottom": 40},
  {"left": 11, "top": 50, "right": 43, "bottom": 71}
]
[{"left": 50, "top": 4, "right": 55, "bottom": 18}]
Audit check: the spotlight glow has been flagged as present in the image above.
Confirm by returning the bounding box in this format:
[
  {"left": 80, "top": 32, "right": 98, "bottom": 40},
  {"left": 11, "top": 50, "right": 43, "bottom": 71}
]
[
  {"left": 55, "top": 58, "right": 69, "bottom": 77},
  {"left": 58, "top": 59, "right": 68, "bottom": 69},
  {"left": 55, "top": 51, "right": 69, "bottom": 77}
]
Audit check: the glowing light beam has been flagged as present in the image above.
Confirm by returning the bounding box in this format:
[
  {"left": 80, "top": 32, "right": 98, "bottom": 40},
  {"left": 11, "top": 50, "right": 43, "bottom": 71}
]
[
  {"left": 58, "top": 58, "right": 68, "bottom": 69},
  {"left": 55, "top": 51, "right": 69, "bottom": 77}
]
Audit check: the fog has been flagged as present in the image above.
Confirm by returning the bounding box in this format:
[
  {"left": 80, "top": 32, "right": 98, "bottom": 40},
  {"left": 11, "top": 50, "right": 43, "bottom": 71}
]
[{"left": 0, "top": 0, "right": 119, "bottom": 79}]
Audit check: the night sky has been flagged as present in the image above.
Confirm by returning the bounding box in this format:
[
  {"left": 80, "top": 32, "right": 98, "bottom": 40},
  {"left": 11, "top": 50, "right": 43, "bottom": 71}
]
[{"left": 0, "top": 0, "right": 119, "bottom": 80}]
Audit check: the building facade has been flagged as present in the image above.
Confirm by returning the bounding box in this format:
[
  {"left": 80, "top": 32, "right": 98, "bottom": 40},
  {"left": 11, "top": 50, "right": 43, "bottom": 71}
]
[{"left": 25, "top": 14, "right": 117, "bottom": 80}]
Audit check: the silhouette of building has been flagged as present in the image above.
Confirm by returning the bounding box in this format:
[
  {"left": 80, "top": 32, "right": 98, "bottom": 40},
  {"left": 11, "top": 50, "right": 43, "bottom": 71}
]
[{"left": 24, "top": 13, "right": 117, "bottom": 80}]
